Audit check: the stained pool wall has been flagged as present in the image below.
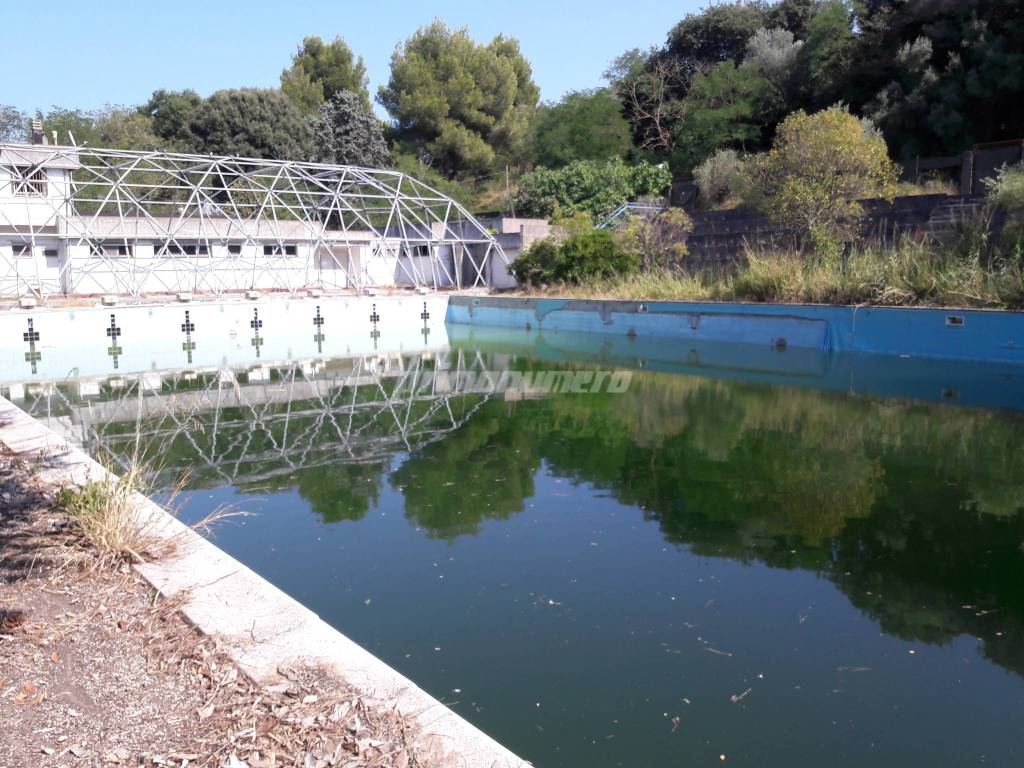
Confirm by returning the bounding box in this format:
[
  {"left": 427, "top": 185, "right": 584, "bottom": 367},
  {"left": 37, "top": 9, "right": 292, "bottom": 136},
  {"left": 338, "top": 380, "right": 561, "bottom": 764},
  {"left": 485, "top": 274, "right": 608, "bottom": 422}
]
[
  {"left": 1, "top": 294, "right": 448, "bottom": 386},
  {"left": 446, "top": 296, "right": 1024, "bottom": 365}
]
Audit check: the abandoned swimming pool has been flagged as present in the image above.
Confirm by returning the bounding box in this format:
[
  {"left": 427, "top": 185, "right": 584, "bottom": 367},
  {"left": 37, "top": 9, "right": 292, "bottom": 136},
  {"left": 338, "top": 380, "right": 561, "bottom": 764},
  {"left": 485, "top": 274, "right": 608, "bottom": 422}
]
[{"left": 5, "top": 297, "right": 1024, "bottom": 767}]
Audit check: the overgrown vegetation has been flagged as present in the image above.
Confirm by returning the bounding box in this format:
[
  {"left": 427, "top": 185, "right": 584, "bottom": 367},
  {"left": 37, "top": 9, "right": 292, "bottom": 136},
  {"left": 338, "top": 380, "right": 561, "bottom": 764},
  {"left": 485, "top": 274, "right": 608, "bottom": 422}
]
[
  {"left": 694, "top": 149, "right": 743, "bottom": 208},
  {"left": 513, "top": 209, "right": 694, "bottom": 285},
  {"left": 514, "top": 158, "right": 671, "bottom": 219},
  {"left": 987, "top": 163, "right": 1024, "bottom": 253},
  {"left": 56, "top": 458, "right": 244, "bottom": 570},
  {"left": 739, "top": 106, "right": 899, "bottom": 251},
  {"left": 56, "top": 464, "right": 166, "bottom": 568},
  {"left": 523, "top": 235, "right": 1024, "bottom": 310},
  {"left": 4, "top": 1, "right": 1022, "bottom": 215},
  {"left": 516, "top": 151, "right": 1024, "bottom": 309},
  {"left": 611, "top": 0, "right": 1024, "bottom": 174}
]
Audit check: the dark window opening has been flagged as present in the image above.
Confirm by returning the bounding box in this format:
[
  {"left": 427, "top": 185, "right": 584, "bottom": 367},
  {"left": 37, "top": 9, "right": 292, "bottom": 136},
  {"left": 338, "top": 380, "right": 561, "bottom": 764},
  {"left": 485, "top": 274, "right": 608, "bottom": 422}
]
[
  {"left": 12, "top": 243, "right": 31, "bottom": 258},
  {"left": 163, "top": 243, "right": 210, "bottom": 256},
  {"left": 228, "top": 244, "right": 242, "bottom": 255},
  {"left": 263, "top": 244, "right": 297, "bottom": 256}
]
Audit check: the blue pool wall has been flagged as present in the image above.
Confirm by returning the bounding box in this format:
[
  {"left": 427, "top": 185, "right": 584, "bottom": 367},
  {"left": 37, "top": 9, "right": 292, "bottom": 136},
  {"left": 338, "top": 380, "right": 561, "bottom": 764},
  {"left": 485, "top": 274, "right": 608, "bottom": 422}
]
[{"left": 446, "top": 296, "right": 1024, "bottom": 365}]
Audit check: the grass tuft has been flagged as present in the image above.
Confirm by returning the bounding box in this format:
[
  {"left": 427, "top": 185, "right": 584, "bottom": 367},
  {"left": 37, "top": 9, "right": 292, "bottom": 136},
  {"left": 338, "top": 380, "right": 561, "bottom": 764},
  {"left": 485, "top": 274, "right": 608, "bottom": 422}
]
[
  {"left": 57, "top": 456, "right": 247, "bottom": 570},
  {"left": 57, "top": 463, "right": 166, "bottom": 569}
]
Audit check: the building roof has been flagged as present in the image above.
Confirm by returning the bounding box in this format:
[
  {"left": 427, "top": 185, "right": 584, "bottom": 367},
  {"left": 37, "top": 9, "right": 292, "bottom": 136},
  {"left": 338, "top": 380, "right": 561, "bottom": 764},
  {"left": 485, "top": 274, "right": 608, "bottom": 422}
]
[{"left": 0, "top": 144, "right": 81, "bottom": 170}]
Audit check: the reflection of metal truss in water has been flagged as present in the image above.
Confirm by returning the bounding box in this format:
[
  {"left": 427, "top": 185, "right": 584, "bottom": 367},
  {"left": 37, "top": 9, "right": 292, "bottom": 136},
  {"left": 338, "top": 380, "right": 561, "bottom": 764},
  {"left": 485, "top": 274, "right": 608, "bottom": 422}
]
[{"left": 15, "top": 350, "right": 503, "bottom": 489}]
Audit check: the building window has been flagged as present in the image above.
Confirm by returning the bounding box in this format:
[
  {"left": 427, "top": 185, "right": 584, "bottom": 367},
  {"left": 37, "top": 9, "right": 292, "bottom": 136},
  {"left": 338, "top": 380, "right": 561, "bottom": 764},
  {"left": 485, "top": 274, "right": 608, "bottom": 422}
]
[
  {"left": 89, "top": 241, "right": 132, "bottom": 257},
  {"left": 263, "top": 244, "right": 297, "bottom": 256},
  {"left": 162, "top": 243, "right": 209, "bottom": 256},
  {"left": 12, "top": 243, "right": 31, "bottom": 258},
  {"left": 9, "top": 166, "right": 47, "bottom": 197},
  {"left": 227, "top": 244, "right": 242, "bottom": 255}
]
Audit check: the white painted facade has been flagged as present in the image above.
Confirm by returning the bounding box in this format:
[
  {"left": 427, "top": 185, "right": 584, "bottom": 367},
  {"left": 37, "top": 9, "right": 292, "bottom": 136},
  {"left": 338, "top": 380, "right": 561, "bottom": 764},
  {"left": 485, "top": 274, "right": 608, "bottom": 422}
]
[{"left": 0, "top": 143, "right": 509, "bottom": 297}]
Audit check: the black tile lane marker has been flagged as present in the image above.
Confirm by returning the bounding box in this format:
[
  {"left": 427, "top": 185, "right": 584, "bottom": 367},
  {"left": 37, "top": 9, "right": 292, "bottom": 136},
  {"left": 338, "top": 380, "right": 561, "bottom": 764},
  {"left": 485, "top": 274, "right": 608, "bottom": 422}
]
[
  {"left": 313, "top": 305, "right": 326, "bottom": 354},
  {"left": 369, "top": 303, "right": 381, "bottom": 349},
  {"left": 181, "top": 310, "right": 196, "bottom": 364},
  {"left": 23, "top": 318, "right": 41, "bottom": 375},
  {"left": 106, "top": 313, "right": 123, "bottom": 370},
  {"left": 421, "top": 301, "right": 431, "bottom": 344},
  {"left": 250, "top": 308, "right": 264, "bottom": 358}
]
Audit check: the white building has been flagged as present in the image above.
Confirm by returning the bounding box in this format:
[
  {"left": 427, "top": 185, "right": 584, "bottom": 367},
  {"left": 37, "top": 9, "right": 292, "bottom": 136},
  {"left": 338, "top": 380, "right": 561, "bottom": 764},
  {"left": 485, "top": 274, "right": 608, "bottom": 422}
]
[{"left": 0, "top": 140, "right": 514, "bottom": 297}]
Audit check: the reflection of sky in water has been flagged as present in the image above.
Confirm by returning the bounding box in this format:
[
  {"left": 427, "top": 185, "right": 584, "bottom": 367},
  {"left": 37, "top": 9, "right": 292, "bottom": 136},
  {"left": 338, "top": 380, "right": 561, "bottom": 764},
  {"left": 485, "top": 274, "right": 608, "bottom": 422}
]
[{"left": 10, "top": 329, "right": 1024, "bottom": 768}]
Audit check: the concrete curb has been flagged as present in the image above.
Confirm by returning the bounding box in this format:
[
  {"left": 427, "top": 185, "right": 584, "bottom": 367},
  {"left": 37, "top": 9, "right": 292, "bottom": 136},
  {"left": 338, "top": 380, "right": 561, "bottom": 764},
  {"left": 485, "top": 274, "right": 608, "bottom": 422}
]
[{"left": 0, "top": 395, "right": 529, "bottom": 768}]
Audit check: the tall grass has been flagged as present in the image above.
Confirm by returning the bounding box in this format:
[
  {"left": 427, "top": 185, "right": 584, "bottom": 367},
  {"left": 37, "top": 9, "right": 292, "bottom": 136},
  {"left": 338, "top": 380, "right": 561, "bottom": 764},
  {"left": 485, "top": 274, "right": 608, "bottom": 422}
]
[
  {"left": 728, "top": 238, "right": 1024, "bottom": 308},
  {"left": 57, "top": 455, "right": 245, "bottom": 570},
  {"left": 57, "top": 462, "right": 170, "bottom": 568},
  {"left": 527, "top": 237, "right": 1024, "bottom": 310},
  {"left": 526, "top": 270, "right": 714, "bottom": 301}
]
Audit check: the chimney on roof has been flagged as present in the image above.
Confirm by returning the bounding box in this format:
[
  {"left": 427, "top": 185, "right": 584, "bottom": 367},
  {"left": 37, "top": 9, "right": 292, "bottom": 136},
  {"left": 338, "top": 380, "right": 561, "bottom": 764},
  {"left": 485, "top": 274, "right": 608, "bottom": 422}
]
[{"left": 30, "top": 118, "right": 47, "bottom": 145}]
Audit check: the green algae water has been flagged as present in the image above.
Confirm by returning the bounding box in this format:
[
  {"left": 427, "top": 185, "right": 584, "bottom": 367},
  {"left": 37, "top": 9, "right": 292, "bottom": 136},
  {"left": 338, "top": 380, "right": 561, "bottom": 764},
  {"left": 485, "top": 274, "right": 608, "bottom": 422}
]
[{"left": 15, "top": 329, "right": 1024, "bottom": 767}]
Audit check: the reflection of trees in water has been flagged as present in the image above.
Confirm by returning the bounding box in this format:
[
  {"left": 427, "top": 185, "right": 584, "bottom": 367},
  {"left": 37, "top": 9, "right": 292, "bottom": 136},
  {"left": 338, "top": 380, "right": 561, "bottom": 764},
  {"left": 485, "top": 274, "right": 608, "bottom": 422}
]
[
  {"left": 75, "top": 357, "right": 1024, "bottom": 675},
  {"left": 391, "top": 371, "right": 1024, "bottom": 675},
  {"left": 391, "top": 407, "right": 542, "bottom": 538}
]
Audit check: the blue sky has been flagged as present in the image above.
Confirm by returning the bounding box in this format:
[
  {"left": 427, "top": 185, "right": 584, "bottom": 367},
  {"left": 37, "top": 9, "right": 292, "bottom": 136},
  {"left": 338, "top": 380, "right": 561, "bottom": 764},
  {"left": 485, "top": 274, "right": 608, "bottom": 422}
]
[{"left": 4, "top": 0, "right": 698, "bottom": 117}]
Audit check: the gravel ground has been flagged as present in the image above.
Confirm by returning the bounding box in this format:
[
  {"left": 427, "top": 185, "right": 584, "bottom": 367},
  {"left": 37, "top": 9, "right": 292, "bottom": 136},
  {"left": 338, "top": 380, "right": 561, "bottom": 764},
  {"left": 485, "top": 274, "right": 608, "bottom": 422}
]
[{"left": 0, "top": 452, "right": 427, "bottom": 768}]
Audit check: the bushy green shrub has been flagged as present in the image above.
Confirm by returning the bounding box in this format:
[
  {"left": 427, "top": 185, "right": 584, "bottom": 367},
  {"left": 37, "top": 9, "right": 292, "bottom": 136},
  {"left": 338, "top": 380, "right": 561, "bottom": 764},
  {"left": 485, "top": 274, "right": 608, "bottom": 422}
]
[
  {"left": 559, "top": 228, "right": 639, "bottom": 282},
  {"left": 986, "top": 163, "right": 1024, "bottom": 211},
  {"left": 511, "top": 238, "right": 561, "bottom": 285},
  {"left": 616, "top": 208, "right": 693, "bottom": 271},
  {"left": 739, "top": 107, "right": 899, "bottom": 252},
  {"left": 514, "top": 158, "right": 671, "bottom": 219},
  {"left": 985, "top": 163, "right": 1024, "bottom": 253},
  {"left": 693, "top": 149, "right": 743, "bottom": 207},
  {"left": 511, "top": 227, "right": 639, "bottom": 285}
]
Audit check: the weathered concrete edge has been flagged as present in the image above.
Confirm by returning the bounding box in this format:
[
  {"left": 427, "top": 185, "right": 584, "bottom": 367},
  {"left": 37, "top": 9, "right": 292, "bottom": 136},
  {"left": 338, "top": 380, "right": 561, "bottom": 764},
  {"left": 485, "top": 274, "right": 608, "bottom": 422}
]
[{"left": 0, "top": 395, "right": 529, "bottom": 768}]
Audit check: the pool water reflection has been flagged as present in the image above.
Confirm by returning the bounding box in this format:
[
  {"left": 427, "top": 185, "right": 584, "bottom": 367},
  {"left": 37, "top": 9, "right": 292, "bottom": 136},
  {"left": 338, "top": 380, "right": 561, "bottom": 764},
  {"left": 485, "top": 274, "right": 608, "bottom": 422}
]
[{"left": 13, "top": 330, "right": 1024, "bottom": 767}]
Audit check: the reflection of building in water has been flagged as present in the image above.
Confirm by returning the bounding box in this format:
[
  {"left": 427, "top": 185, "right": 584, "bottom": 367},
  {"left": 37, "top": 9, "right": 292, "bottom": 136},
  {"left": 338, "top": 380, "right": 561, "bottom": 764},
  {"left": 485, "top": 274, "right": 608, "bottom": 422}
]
[{"left": 9, "top": 349, "right": 506, "bottom": 489}]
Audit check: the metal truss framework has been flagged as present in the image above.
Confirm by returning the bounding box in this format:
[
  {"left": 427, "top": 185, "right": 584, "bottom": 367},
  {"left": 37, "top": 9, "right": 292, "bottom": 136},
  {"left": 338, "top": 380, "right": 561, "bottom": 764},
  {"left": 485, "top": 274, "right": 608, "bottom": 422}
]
[
  {"left": 14, "top": 350, "right": 501, "bottom": 489},
  {"left": 0, "top": 143, "right": 508, "bottom": 297}
]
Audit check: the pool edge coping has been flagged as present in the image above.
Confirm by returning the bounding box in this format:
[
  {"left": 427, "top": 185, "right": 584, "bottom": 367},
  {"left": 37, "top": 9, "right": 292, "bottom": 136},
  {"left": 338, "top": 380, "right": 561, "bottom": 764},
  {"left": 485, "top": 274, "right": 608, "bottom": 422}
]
[{"left": 0, "top": 394, "right": 530, "bottom": 768}]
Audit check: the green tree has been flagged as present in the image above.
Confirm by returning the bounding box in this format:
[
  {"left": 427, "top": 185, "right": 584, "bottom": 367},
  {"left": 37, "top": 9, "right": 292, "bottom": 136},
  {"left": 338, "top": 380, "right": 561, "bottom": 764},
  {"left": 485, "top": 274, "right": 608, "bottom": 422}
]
[
  {"left": 764, "top": 0, "right": 817, "bottom": 40},
  {"left": 312, "top": 90, "right": 391, "bottom": 167},
  {"left": 94, "top": 106, "right": 162, "bottom": 151},
  {"left": 141, "top": 89, "right": 203, "bottom": 151},
  {"left": 854, "top": 0, "right": 1024, "bottom": 157},
  {"left": 666, "top": 1, "right": 768, "bottom": 71},
  {"left": 673, "top": 60, "right": 776, "bottom": 171},
  {"left": 532, "top": 89, "right": 633, "bottom": 168},
  {"left": 745, "top": 27, "right": 803, "bottom": 93},
  {"left": 188, "top": 89, "right": 315, "bottom": 161},
  {"left": 0, "top": 105, "right": 27, "bottom": 142},
  {"left": 740, "top": 106, "right": 899, "bottom": 250},
  {"left": 378, "top": 20, "right": 539, "bottom": 178},
  {"left": 797, "top": 0, "right": 856, "bottom": 107},
  {"left": 612, "top": 1, "right": 802, "bottom": 163},
  {"left": 281, "top": 35, "right": 370, "bottom": 114},
  {"left": 514, "top": 158, "right": 671, "bottom": 219},
  {"left": 36, "top": 107, "right": 99, "bottom": 147}
]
